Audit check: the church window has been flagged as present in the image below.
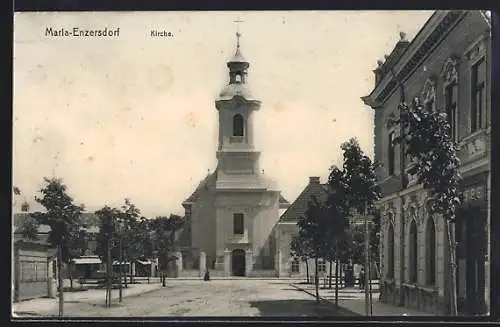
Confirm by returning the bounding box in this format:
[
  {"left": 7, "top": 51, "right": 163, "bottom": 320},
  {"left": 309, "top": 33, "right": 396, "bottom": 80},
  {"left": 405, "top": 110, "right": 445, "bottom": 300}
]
[
  {"left": 233, "top": 114, "right": 244, "bottom": 137},
  {"left": 291, "top": 258, "right": 300, "bottom": 273},
  {"left": 408, "top": 219, "right": 418, "bottom": 283},
  {"left": 233, "top": 213, "right": 244, "bottom": 235},
  {"left": 235, "top": 73, "right": 242, "bottom": 83}
]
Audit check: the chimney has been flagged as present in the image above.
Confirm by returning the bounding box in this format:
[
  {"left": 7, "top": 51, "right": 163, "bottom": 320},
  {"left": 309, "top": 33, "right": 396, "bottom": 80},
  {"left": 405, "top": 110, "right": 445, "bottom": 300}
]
[{"left": 309, "top": 176, "right": 320, "bottom": 184}]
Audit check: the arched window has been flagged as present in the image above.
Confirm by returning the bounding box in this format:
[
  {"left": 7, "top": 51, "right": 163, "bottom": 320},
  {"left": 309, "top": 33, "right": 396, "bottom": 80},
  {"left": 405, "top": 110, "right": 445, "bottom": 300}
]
[
  {"left": 233, "top": 114, "right": 244, "bottom": 137},
  {"left": 387, "top": 223, "right": 395, "bottom": 279},
  {"left": 426, "top": 217, "right": 436, "bottom": 285},
  {"left": 235, "top": 74, "right": 242, "bottom": 83},
  {"left": 408, "top": 219, "right": 418, "bottom": 283}
]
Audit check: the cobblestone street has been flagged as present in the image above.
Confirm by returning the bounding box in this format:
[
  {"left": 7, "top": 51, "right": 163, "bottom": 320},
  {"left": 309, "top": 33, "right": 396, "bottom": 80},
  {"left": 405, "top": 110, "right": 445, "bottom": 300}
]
[{"left": 21, "top": 279, "right": 354, "bottom": 317}]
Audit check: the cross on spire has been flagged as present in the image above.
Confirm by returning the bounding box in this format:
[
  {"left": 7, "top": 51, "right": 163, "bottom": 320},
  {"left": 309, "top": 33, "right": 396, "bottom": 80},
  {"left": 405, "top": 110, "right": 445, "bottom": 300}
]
[{"left": 234, "top": 18, "right": 243, "bottom": 49}]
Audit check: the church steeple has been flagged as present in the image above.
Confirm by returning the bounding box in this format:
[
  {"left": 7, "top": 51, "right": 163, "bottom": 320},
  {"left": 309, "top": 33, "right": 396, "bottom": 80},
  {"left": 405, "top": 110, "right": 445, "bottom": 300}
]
[{"left": 227, "top": 29, "right": 249, "bottom": 84}]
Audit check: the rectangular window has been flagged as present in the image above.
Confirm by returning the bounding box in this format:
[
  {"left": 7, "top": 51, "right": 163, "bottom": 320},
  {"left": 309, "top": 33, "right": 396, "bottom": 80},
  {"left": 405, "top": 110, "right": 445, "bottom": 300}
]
[
  {"left": 233, "top": 213, "right": 244, "bottom": 235},
  {"left": 471, "top": 58, "right": 486, "bottom": 133},
  {"left": 317, "top": 260, "right": 326, "bottom": 273},
  {"left": 291, "top": 258, "right": 300, "bottom": 273},
  {"left": 445, "top": 83, "right": 458, "bottom": 141},
  {"left": 388, "top": 131, "right": 395, "bottom": 175}
]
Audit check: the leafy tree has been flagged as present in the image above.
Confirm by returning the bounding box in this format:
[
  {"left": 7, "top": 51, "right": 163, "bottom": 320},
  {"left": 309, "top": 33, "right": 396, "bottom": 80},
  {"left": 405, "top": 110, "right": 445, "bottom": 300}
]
[
  {"left": 341, "top": 138, "right": 382, "bottom": 215},
  {"left": 30, "top": 177, "right": 84, "bottom": 318},
  {"left": 297, "top": 196, "right": 330, "bottom": 303},
  {"left": 290, "top": 234, "right": 312, "bottom": 283},
  {"left": 149, "top": 215, "right": 185, "bottom": 283},
  {"left": 95, "top": 205, "right": 120, "bottom": 307},
  {"left": 325, "top": 165, "right": 350, "bottom": 296},
  {"left": 390, "top": 98, "right": 462, "bottom": 315}
]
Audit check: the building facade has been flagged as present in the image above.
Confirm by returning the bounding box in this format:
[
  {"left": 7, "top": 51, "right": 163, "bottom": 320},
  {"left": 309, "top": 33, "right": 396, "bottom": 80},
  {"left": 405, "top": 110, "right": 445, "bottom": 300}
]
[
  {"left": 13, "top": 236, "right": 55, "bottom": 302},
  {"left": 362, "top": 10, "right": 491, "bottom": 315},
  {"left": 181, "top": 32, "right": 290, "bottom": 277}
]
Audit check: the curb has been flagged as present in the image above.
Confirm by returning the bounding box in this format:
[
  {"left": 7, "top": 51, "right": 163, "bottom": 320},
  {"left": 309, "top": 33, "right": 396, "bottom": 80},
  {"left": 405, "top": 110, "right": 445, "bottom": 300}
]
[{"left": 290, "top": 283, "right": 362, "bottom": 316}]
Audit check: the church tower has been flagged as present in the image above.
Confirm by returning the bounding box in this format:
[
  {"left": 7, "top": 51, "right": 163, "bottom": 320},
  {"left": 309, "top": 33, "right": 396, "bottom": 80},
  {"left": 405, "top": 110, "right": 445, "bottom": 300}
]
[
  {"left": 215, "top": 31, "right": 262, "bottom": 178},
  {"left": 182, "top": 28, "right": 289, "bottom": 278}
]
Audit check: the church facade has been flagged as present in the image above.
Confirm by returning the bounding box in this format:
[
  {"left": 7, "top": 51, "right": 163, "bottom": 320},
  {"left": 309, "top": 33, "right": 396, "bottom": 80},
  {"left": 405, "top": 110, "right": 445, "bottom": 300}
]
[{"left": 180, "top": 33, "right": 290, "bottom": 277}]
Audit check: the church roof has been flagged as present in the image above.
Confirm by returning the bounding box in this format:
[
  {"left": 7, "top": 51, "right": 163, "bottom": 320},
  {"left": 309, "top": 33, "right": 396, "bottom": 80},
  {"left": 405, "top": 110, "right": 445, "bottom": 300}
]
[
  {"left": 278, "top": 177, "right": 328, "bottom": 223},
  {"left": 182, "top": 171, "right": 217, "bottom": 205},
  {"left": 229, "top": 47, "right": 247, "bottom": 63},
  {"left": 279, "top": 194, "right": 290, "bottom": 205},
  {"left": 218, "top": 83, "right": 255, "bottom": 101}
]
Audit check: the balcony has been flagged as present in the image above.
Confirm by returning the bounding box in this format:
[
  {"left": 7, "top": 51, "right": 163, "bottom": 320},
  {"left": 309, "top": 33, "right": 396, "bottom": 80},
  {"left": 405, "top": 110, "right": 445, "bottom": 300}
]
[
  {"left": 226, "top": 230, "right": 250, "bottom": 244},
  {"left": 229, "top": 136, "right": 245, "bottom": 144}
]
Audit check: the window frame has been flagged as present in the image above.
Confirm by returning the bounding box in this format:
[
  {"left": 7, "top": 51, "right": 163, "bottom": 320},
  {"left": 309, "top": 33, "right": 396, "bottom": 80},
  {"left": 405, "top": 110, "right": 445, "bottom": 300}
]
[
  {"left": 408, "top": 219, "right": 418, "bottom": 284},
  {"left": 465, "top": 35, "right": 488, "bottom": 134},
  {"left": 233, "top": 213, "right": 244, "bottom": 235},
  {"left": 470, "top": 58, "right": 486, "bottom": 133},
  {"left": 232, "top": 114, "right": 245, "bottom": 137},
  {"left": 388, "top": 130, "right": 396, "bottom": 176},
  {"left": 386, "top": 222, "right": 395, "bottom": 279},
  {"left": 425, "top": 217, "right": 437, "bottom": 286}
]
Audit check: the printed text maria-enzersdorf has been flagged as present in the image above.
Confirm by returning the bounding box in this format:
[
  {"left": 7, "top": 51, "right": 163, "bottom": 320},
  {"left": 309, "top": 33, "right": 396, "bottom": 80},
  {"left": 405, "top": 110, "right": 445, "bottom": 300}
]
[{"left": 45, "top": 27, "right": 120, "bottom": 37}]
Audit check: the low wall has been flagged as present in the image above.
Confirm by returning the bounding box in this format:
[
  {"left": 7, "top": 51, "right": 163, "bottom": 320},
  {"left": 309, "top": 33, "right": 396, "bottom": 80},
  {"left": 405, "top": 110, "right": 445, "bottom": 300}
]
[
  {"left": 249, "top": 270, "right": 277, "bottom": 278},
  {"left": 179, "top": 269, "right": 201, "bottom": 277}
]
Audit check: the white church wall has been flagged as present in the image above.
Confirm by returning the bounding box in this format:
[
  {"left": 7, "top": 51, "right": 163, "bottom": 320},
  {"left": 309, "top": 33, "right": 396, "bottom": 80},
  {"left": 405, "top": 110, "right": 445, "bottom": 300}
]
[
  {"left": 252, "top": 192, "right": 280, "bottom": 269},
  {"left": 190, "top": 187, "right": 217, "bottom": 260}
]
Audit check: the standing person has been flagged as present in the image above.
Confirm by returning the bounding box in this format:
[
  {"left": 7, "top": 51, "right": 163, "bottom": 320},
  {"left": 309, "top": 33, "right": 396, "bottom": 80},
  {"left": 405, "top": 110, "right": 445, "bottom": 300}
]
[{"left": 359, "top": 267, "right": 365, "bottom": 290}]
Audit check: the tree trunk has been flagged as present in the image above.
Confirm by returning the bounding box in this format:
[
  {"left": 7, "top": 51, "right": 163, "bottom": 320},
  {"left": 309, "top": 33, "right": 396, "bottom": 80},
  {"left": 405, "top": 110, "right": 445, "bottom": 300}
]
[
  {"left": 305, "top": 261, "right": 309, "bottom": 283},
  {"left": 57, "top": 245, "right": 64, "bottom": 318},
  {"left": 446, "top": 220, "right": 458, "bottom": 316},
  {"left": 314, "top": 257, "right": 319, "bottom": 303},
  {"left": 329, "top": 260, "right": 333, "bottom": 289},
  {"left": 68, "top": 263, "right": 73, "bottom": 290},
  {"left": 335, "top": 258, "right": 340, "bottom": 307},
  {"left": 106, "top": 241, "right": 112, "bottom": 308}
]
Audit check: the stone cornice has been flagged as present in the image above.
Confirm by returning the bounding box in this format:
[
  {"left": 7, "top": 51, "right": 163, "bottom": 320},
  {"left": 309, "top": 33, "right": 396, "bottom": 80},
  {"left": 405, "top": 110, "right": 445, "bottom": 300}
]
[{"left": 362, "top": 11, "right": 466, "bottom": 108}]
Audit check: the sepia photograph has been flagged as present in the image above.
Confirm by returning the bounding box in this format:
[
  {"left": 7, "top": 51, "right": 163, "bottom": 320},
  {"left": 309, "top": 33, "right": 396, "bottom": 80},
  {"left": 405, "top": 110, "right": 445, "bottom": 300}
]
[{"left": 12, "top": 10, "right": 491, "bottom": 319}]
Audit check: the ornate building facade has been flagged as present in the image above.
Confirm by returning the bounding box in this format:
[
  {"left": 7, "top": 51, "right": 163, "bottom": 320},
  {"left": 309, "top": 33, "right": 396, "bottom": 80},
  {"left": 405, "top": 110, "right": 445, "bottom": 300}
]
[{"left": 362, "top": 10, "right": 491, "bottom": 315}]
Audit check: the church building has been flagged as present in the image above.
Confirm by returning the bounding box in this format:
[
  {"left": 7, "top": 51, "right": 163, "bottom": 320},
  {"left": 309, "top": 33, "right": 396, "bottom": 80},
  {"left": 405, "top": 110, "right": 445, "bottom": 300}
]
[{"left": 180, "top": 31, "right": 290, "bottom": 277}]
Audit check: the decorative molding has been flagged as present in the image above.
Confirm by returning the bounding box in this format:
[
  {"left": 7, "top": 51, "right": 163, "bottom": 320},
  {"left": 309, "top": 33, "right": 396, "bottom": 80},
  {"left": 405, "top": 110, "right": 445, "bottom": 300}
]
[
  {"left": 421, "top": 77, "right": 437, "bottom": 111},
  {"left": 466, "top": 37, "right": 487, "bottom": 62},
  {"left": 442, "top": 57, "right": 459, "bottom": 85},
  {"left": 463, "top": 184, "right": 486, "bottom": 202},
  {"left": 370, "top": 11, "right": 465, "bottom": 105}
]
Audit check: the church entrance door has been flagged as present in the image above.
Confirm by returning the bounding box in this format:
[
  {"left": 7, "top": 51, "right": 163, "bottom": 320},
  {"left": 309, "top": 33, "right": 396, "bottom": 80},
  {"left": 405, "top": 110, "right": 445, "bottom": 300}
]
[{"left": 232, "top": 249, "right": 245, "bottom": 276}]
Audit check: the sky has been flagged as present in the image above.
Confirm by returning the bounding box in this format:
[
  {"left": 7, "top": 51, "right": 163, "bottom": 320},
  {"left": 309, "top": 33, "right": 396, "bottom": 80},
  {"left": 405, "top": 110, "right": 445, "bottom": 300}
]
[{"left": 13, "top": 11, "right": 434, "bottom": 217}]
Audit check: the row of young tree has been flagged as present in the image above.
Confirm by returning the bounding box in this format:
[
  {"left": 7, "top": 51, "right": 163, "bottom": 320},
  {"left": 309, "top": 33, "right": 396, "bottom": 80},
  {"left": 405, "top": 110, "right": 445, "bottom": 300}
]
[
  {"left": 290, "top": 95, "right": 462, "bottom": 315},
  {"left": 290, "top": 138, "right": 381, "bottom": 306},
  {"left": 14, "top": 178, "right": 184, "bottom": 317}
]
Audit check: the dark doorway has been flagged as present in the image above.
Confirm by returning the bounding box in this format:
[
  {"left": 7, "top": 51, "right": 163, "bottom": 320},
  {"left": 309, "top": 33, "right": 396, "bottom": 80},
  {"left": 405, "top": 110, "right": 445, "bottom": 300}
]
[
  {"left": 465, "top": 207, "right": 487, "bottom": 315},
  {"left": 457, "top": 206, "right": 487, "bottom": 315},
  {"left": 232, "top": 249, "right": 246, "bottom": 276}
]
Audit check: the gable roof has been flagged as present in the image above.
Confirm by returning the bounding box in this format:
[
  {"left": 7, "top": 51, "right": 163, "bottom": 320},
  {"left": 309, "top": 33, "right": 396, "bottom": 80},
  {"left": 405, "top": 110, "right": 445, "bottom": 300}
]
[
  {"left": 278, "top": 178, "right": 328, "bottom": 223},
  {"left": 182, "top": 171, "right": 217, "bottom": 206},
  {"left": 279, "top": 194, "right": 290, "bottom": 206}
]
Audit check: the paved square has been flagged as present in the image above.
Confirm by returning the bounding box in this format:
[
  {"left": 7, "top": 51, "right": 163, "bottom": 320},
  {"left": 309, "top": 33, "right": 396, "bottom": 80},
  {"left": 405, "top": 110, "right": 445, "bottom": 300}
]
[{"left": 28, "top": 279, "right": 353, "bottom": 317}]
